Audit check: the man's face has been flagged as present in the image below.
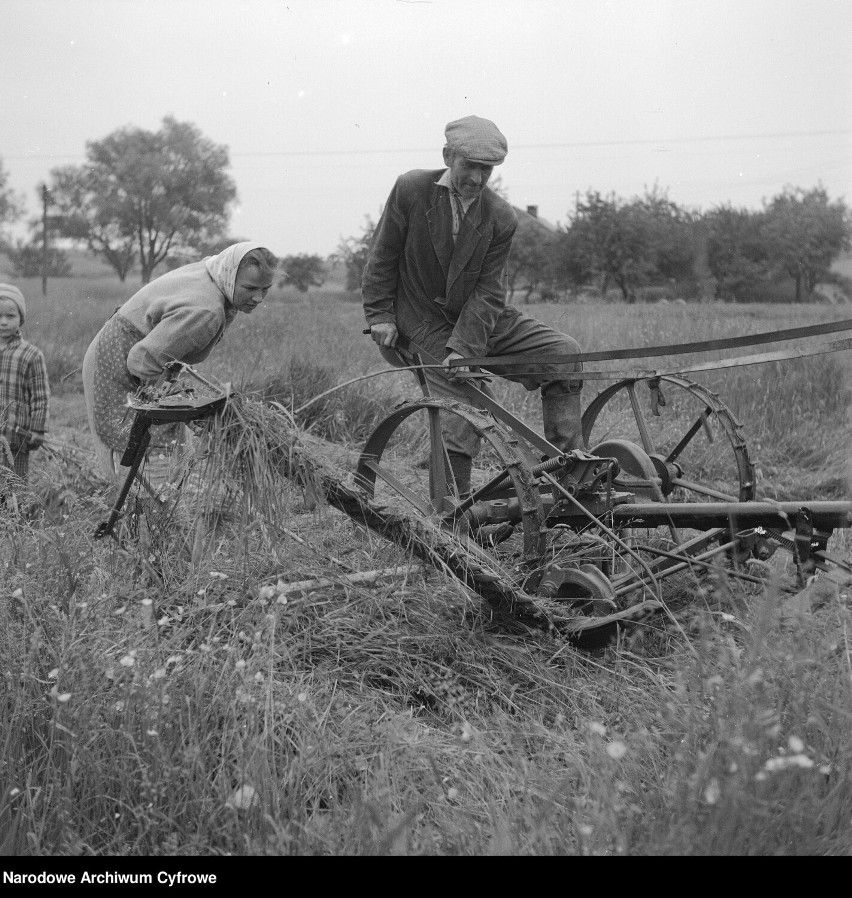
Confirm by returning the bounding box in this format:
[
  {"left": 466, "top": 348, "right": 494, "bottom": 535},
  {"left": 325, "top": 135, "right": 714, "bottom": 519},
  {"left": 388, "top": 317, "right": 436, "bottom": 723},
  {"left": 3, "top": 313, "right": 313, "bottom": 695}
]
[
  {"left": 443, "top": 148, "right": 494, "bottom": 200},
  {"left": 0, "top": 298, "right": 21, "bottom": 339},
  {"left": 232, "top": 264, "right": 273, "bottom": 313}
]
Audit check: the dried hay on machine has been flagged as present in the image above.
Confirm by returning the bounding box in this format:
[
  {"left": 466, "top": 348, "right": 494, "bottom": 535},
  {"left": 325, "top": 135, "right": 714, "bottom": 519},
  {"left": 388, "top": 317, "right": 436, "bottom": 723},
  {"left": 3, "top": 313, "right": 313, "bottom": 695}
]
[{"left": 188, "top": 391, "right": 326, "bottom": 529}]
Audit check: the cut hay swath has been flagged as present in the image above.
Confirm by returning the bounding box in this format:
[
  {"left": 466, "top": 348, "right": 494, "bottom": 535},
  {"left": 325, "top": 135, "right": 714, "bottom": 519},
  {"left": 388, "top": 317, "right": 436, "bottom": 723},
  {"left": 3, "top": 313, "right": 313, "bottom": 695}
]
[{"left": 191, "top": 393, "right": 565, "bottom": 628}]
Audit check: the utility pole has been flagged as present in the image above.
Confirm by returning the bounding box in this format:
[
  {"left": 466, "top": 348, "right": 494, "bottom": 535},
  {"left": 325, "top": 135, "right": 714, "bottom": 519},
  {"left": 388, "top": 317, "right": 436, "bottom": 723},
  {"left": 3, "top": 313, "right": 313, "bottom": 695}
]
[{"left": 40, "top": 183, "right": 50, "bottom": 296}]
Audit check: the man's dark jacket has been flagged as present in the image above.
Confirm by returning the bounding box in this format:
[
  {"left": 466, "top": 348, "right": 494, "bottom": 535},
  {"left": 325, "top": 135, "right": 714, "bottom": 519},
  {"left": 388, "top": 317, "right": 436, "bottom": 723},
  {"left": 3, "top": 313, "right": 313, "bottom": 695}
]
[{"left": 362, "top": 168, "right": 518, "bottom": 358}]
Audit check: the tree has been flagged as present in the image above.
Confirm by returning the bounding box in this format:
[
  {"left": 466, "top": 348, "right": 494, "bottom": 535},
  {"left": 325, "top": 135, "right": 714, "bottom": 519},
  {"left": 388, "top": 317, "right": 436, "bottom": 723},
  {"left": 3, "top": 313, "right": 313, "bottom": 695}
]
[
  {"left": 552, "top": 225, "right": 594, "bottom": 293},
  {"left": 279, "top": 254, "right": 326, "bottom": 293},
  {"left": 761, "top": 186, "right": 851, "bottom": 301},
  {"left": 566, "top": 191, "right": 656, "bottom": 301},
  {"left": 703, "top": 204, "right": 769, "bottom": 299},
  {"left": 335, "top": 215, "right": 376, "bottom": 292},
  {"left": 49, "top": 165, "right": 137, "bottom": 281},
  {"left": 49, "top": 116, "right": 237, "bottom": 283},
  {"left": 0, "top": 156, "right": 24, "bottom": 245},
  {"left": 562, "top": 188, "right": 696, "bottom": 301},
  {"left": 507, "top": 214, "right": 559, "bottom": 302}
]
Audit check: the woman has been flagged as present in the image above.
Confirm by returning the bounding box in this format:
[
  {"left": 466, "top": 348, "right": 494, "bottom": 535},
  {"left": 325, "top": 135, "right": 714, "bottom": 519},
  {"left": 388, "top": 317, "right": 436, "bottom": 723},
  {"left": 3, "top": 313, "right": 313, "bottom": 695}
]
[{"left": 83, "top": 242, "right": 278, "bottom": 482}]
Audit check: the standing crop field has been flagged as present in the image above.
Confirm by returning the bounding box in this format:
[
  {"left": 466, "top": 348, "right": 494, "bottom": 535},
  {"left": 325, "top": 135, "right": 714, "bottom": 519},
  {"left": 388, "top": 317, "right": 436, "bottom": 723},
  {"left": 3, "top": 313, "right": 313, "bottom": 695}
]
[{"left": 2, "top": 278, "right": 851, "bottom": 855}]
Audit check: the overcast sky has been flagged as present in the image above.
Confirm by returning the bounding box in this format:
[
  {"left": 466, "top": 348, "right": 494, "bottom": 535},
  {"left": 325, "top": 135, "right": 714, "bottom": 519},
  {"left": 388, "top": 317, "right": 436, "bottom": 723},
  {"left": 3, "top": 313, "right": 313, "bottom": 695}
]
[{"left": 3, "top": 0, "right": 851, "bottom": 257}]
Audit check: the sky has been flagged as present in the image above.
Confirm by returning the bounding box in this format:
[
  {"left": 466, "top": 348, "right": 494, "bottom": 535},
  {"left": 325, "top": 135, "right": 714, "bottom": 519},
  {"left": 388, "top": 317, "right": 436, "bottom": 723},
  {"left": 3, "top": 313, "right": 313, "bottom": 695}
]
[{"left": 2, "top": 0, "right": 851, "bottom": 258}]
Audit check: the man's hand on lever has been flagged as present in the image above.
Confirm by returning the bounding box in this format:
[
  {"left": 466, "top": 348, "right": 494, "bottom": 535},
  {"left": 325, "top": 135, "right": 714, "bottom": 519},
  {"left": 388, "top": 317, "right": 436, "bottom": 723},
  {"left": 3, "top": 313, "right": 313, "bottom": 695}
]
[
  {"left": 443, "top": 351, "right": 474, "bottom": 382},
  {"left": 370, "top": 322, "right": 399, "bottom": 348}
]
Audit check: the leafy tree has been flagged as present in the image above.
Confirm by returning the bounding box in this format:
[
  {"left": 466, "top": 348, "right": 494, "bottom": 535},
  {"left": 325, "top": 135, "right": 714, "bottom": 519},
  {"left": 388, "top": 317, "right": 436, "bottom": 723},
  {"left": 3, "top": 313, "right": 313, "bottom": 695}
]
[
  {"left": 0, "top": 157, "right": 24, "bottom": 244},
  {"left": 50, "top": 166, "right": 136, "bottom": 281},
  {"left": 703, "top": 204, "right": 769, "bottom": 299},
  {"left": 335, "top": 215, "right": 376, "bottom": 292},
  {"left": 49, "top": 116, "right": 237, "bottom": 283},
  {"left": 566, "top": 191, "right": 657, "bottom": 301},
  {"left": 562, "top": 188, "right": 696, "bottom": 301},
  {"left": 639, "top": 186, "right": 696, "bottom": 284},
  {"left": 761, "top": 186, "right": 851, "bottom": 301},
  {"left": 552, "top": 225, "right": 594, "bottom": 293},
  {"left": 507, "top": 214, "right": 559, "bottom": 302},
  {"left": 279, "top": 254, "right": 326, "bottom": 292}
]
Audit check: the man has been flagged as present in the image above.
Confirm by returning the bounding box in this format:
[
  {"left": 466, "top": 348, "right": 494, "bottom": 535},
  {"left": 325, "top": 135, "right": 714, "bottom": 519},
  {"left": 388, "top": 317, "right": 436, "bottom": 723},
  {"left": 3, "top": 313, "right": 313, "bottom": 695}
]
[{"left": 362, "top": 114, "right": 584, "bottom": 496}]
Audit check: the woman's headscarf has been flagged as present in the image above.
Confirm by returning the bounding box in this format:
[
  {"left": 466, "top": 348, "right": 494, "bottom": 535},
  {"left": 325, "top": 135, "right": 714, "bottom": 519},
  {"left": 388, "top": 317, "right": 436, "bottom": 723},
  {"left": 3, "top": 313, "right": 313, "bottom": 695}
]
[{"left": 204, "top": 242, "right": 267, "bottom": 301}]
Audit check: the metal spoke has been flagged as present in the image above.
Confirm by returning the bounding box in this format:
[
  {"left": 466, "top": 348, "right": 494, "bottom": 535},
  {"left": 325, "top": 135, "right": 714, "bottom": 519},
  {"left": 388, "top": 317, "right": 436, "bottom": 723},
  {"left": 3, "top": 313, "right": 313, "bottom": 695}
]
[
  {"left": 666, "top": 406, "right": 714, "bottom": 463},
  {"left": 360, "top": 460, "right": 435, "bottom": 516},
  {"left": 627, "top": 382, "right": 657, "bottom": 456},
  {"left": 671, "top": 476, "right": 739, "bottom": 502}
]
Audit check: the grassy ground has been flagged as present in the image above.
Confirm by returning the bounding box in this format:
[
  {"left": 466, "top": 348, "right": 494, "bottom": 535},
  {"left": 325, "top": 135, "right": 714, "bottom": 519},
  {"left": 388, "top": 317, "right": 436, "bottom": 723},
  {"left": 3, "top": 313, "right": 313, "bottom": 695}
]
[{"left": 1, "top": 275, "right": 851, "bottom": 855}]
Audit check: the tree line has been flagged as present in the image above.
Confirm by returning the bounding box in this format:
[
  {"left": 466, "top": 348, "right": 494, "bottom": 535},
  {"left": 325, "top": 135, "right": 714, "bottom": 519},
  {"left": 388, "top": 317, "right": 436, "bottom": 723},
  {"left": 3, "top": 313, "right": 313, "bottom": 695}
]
[
  {"left": 1, "top": 117, "right": 850, "bottom": 301},
  {"left": 512, "top": 185, "right": 851, "bottom": 303}
]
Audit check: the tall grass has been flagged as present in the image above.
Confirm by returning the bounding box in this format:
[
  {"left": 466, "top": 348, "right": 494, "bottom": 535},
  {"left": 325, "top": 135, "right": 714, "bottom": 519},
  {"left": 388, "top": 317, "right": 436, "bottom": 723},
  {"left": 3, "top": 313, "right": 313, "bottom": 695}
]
[{"left": 1, "top": 278, "right": 851, "bottom": 855}]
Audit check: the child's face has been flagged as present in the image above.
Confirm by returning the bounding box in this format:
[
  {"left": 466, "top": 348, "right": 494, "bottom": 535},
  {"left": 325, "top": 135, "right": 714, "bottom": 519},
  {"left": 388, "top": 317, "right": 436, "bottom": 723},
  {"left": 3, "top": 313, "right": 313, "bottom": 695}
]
[{"left": 0, "top": 298, "right": 22, "bottom": 340}]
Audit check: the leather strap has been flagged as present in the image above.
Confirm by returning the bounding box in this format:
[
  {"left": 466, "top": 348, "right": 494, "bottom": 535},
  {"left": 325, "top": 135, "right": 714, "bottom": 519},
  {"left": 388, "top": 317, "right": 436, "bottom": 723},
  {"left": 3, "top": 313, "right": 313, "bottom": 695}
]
[
  {"left": 453, "top": 316, "right": 852, "bottom": 369},
  {"left": 487, "top": 336, "right": 852, "bottom": 381}
]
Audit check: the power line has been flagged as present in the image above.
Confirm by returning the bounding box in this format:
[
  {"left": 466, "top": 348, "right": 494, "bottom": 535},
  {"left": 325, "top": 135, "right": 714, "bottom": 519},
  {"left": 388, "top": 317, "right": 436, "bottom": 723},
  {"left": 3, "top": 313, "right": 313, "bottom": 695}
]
[{"left": 4, "top": 128, "right": 851, "bottom": 161}]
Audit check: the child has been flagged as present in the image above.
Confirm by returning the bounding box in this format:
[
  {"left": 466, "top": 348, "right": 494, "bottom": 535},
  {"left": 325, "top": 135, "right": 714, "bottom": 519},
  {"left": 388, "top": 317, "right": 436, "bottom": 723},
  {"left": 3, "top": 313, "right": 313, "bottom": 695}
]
[{"left": 0, "top": 284, "right": 50, "bottom": 483}]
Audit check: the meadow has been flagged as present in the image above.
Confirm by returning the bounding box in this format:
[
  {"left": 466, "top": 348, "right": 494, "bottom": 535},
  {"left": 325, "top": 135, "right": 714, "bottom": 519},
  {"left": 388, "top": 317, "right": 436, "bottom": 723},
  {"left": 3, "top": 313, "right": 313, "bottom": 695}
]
[{"left": 1, "top": 270, "right": 851, "bottom": 855}]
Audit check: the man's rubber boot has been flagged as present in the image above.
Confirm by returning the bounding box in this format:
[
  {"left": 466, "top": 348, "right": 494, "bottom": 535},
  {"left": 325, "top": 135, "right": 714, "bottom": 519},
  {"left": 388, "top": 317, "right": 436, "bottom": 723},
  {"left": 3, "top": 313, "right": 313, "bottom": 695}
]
[
  {"left": 446, "top": 450, "right": 473, "bottom": 497},
  {"left": 542, "top": 391, "right": 586, "bottom": 453}
]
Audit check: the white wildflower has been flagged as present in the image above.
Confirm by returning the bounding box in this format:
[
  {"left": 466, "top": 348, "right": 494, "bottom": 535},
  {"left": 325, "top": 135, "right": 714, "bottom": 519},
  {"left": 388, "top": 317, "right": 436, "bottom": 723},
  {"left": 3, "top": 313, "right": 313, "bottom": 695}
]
[
  {"left": 226, "top": 784, "right": 258, "bottom": 812},
  {"left": 704, "top": 778, "right": 721, "bottom": 805},
  {"left": 787, "top": 735, "right": 805, "bottom": 753},
  {"left": 606, "top": 740, "right": 628, "bottom": 760}
]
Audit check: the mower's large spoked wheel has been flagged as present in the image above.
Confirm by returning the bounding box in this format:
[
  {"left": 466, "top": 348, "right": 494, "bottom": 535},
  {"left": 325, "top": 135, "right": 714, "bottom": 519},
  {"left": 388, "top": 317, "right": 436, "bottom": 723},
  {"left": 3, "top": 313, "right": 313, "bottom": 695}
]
[
  {"left": 354, "top": 396, "right": 546, "bottom": 558},
  {"left": 580, "top": 375, "right": 757, "bottom": 602},
  {"left": 582, "top": 375, "right": 755, "bottom": 504}
]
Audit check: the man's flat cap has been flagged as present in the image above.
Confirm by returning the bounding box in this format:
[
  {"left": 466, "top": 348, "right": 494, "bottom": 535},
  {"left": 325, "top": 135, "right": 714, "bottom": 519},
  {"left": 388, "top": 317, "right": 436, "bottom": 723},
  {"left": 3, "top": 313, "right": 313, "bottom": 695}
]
[{"left": 444, "top": 115, "right": 508, "bottom": 165}]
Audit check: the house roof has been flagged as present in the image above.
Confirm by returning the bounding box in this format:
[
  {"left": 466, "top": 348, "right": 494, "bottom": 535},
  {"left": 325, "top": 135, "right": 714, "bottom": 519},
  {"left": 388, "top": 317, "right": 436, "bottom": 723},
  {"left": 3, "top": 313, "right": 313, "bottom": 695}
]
[{"left": 512, "top": 205, "right": 558, "bottom": 233}]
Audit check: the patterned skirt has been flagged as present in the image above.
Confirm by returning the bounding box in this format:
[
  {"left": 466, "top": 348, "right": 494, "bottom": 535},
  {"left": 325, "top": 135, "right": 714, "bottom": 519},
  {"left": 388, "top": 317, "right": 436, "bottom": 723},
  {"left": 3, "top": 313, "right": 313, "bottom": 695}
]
[{"left": 85, "top": 314, "right": 177, "bottom": 453}]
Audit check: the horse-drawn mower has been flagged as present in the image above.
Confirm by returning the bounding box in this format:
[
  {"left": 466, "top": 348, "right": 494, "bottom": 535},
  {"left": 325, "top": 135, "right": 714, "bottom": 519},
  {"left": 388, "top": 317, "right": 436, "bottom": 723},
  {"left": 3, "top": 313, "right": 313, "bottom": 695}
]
[{"left": 99, "top": 318, "right": 852, "bottom": 638}]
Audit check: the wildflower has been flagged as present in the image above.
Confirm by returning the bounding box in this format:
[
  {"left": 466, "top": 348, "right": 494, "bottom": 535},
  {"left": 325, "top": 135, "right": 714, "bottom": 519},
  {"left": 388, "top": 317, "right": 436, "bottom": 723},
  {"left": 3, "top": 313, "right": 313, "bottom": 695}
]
[
  {"left": 446, "top": 787, "right": 459, "bottom": 800},
  {"left": 606, "top": 740, "right": 627, "bottom": 760},
  {"left": 704, "top": 778, "right": 721, "bottom": 805},
  {"left": 47, "top": 668, "right": 59, "bottom": 679},
  {"left": 588, "top": 721, "right": 607, "bottom": 737},
  {"left": 787, "top": 735, "right": 805, "bottom": 753},
  {"left": 141, "top": 598, "right": 152, "bottom": 607},
  {"left": 49, "top": 684, "right": 72, "bottom": 703},
  {"left": 209, "top": 571, "right": 229, "bottom": 581},
  {"left": 119, "top": 654, "right": 135, "bottom": 667},
  {"left": 235, "top": 660, "right": 247, "bottom": 671},
  {"left": 764, "top": 754, "right": 814, "bottom": 772},
  {"left": 258, "top": 585, "right": 277, "bottom": 601},
  {"left": 297, "top": 692, "right": 307, "bottom": 701},
  {"left": 12, "top": 588, "right": 23, "bottom": 599},
  {"left": 226, "top": 784, "right": 258, "bottom": 812}
]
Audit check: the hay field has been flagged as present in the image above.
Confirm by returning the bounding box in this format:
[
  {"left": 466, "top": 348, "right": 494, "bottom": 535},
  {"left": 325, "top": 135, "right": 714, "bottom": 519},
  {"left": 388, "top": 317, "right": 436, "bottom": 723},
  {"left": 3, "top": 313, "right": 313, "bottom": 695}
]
[{"left": 2, "top": 275, "right": 852, "bottom": 855}]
